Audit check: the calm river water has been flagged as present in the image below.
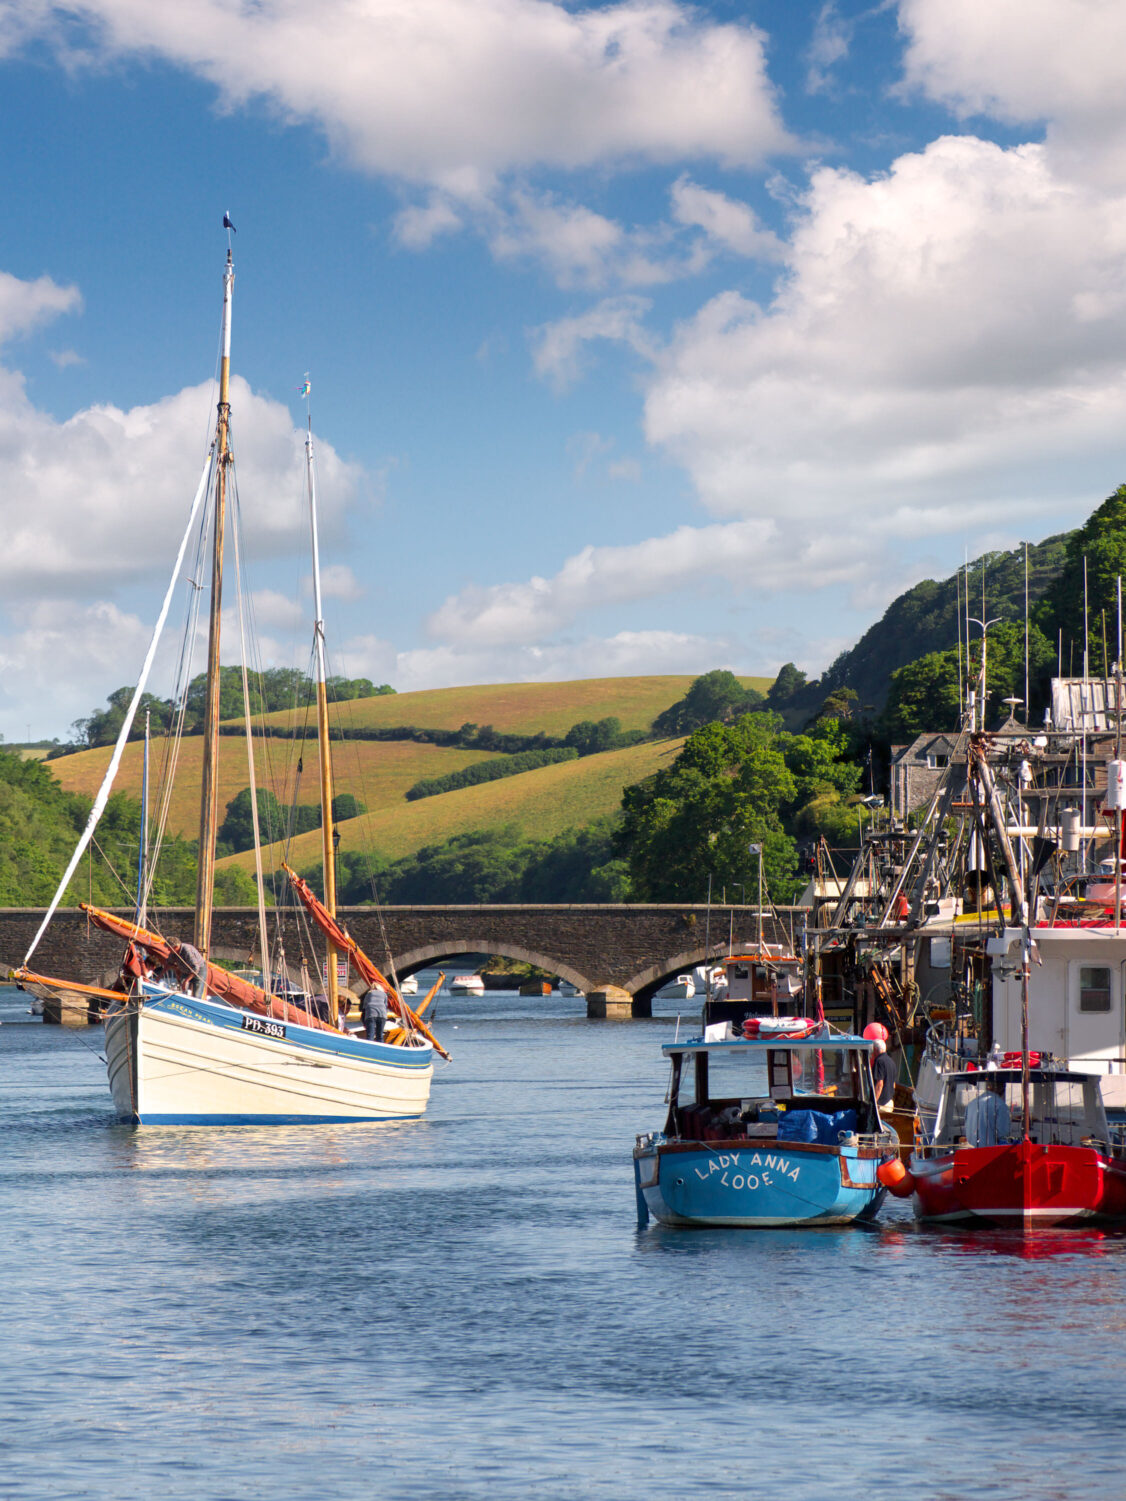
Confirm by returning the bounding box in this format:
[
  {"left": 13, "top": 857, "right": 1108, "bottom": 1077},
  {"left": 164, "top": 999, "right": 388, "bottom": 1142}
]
[{"left": 3, "top": 980, "right": 1125, "bottom": 1500}]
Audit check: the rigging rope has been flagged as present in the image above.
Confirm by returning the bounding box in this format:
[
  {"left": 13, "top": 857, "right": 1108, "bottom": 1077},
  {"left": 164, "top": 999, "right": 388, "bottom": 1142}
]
[{"left": 23, "top": 444, "right": 216, "bottom": 967}]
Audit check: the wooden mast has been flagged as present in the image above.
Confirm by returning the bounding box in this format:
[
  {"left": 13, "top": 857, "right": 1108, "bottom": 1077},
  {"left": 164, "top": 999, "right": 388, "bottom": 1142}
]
[
  {"left": 194, "top": 249, "right": 234, "bottom": 953},
  {"left": 305, "top": 414, "right": 340, "bottom": 1023}
]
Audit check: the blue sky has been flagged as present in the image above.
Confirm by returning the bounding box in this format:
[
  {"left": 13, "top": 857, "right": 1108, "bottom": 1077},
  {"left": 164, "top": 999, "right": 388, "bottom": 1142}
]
[{"left": 2, "top": 0, "right": 1126, "bottom": 740}]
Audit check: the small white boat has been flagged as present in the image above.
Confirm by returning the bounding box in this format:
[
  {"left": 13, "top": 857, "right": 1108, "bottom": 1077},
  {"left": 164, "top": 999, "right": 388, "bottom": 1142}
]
[
  {"left": 450, "top": 974, "right": 485, "bottom": 995},
  {"left": 398, "top": 975, "right": 419, "bottom": 996},
  {"left": 660, "top": 974, "right": 696, "bottom": 1000}
]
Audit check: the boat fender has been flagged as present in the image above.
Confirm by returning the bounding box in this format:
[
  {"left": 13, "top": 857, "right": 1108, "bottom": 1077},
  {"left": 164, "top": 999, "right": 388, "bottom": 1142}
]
[{"left": 876, "top": 1158, "right": 915, "bottom": 1198}]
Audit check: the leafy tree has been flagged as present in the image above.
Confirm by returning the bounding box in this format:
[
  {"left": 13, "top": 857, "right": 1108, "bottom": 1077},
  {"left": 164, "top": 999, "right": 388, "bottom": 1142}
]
[
  {"left": 652, "top": 670, "right": 764, "bottom": 736},
  {"left": 766, "top": 663, "right": 808, "bottom": 709},
  {"left": 882, "top": 620, "right": 1054, "bottom": 740},
  {"left": 377, "top": 827, "right": 529, "bottom": 903},
  {"left": 326, "top": 676, "right": 395, "bottom": 699},
  {"left": 217, "top": 787, "right": 288, "bottom": 856},
  {"left": 881, "top": 650, "right": 961, "bottom": 741},
  {"left": 1038, "top": 484, "right": 1126, "bottom": 675},
  {"left": 0, "top": 751, "right": 198, "bottom": 906},
  {"left": 331, "top": 793, "right": 366, "bottom": 823},
  {"left": 817, "top": 531, "right": 1069, "bottom": 712},
  {"left": 564, "top": 717, "right": 621, "bottom": 755},
  {"left": 516, "top": 819, "right": 632, "bottom": 901},
  {"left": 213, "top": 865, "right": 261, "bottom": 905},
  {"left": 618, "top": 713, "right": 798, "bottom": 901},
  {"left": 812, "top": 687, "right": 858, "bottom": 722}
]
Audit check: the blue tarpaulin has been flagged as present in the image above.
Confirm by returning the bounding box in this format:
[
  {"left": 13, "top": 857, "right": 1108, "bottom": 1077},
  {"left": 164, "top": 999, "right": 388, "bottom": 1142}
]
[{"left": 777, "top": 1109, "right": 857, "bottom": 1145}]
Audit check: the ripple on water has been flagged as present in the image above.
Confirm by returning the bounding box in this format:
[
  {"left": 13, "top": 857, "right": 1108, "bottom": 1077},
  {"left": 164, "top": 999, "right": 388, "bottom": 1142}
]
[{"left": 2, "top": 992, "right": 1124, "bottom": 1499}]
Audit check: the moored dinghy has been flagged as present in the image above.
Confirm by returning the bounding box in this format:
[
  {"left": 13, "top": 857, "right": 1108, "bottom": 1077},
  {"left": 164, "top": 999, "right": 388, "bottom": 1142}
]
[{"left": 635, "top": 1029, "right": 899, "bottom": 1227}]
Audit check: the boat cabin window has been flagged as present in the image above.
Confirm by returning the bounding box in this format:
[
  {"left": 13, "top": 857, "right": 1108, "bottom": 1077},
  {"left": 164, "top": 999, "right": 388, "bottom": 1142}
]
[
  {"left": 1079, "top": 966, "right": 1113, "bottom": 1013},
  {"left": 669, "top": 1052, "right": 697, "bottom": 1109},
  {"left": 937, "top": 1076, "right": 1106, "bottom": 1147}
]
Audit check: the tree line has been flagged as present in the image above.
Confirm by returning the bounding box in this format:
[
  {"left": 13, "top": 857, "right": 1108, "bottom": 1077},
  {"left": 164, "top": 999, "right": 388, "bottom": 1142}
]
[{"left": 53, "top": 669, "right": 395, "bottom": 756}]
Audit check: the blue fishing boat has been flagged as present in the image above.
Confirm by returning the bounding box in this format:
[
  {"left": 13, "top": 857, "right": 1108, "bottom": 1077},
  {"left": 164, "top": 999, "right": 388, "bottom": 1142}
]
[{"left": 634, "top": 1029, "right": 899, "bottom": 1227}]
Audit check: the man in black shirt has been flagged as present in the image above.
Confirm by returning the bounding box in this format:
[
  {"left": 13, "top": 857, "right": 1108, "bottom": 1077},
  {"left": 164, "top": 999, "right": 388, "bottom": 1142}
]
[{"left": 871, "top": 1039, "right": 897, "bottom": 1115}]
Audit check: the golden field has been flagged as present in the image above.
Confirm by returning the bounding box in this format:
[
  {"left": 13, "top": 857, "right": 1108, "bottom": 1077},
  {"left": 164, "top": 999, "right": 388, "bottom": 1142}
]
[
  {"left": 217, "top": 734, "right": 685, "bottom": 873},
  {"left": 242, "top": 674, "right": 769, "bottom": 737}
]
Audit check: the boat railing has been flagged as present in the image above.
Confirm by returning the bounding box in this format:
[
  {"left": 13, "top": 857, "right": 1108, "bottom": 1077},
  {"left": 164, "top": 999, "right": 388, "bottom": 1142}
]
[{"left": 922, "top": 1024, "right": 978, "bottom": 1075}]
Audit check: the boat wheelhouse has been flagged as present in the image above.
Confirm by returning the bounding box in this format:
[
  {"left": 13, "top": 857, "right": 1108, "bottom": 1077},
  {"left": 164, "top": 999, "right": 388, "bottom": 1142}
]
[
  {"left": 634, "top": 1032, "right": 898, "bottom": 1227},
  {"left": 700, "top": 946, "right": 805, "bottom": 1032}
]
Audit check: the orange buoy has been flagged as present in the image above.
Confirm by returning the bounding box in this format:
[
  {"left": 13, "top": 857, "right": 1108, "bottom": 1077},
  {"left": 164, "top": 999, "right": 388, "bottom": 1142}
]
[{"left": 877, "top": 1158, "right": 915, "bottom": 1197}]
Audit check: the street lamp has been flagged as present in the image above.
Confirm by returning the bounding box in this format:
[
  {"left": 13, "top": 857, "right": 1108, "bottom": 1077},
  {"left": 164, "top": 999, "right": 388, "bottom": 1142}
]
[{"left": 968, "top": 613, "right": 1001, "bottom": 731}]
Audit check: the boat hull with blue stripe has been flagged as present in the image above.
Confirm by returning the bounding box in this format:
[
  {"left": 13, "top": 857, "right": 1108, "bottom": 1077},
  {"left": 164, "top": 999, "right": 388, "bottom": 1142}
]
[
  {"left": 105, "top": 983, "right": 433, "bottom": 1125},
  {"left": 634, "top": 1032, "right": 898, "bottom": 1228}
]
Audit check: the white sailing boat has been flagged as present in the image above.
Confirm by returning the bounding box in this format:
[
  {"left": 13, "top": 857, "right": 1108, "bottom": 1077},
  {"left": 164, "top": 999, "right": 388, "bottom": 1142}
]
[{"left": 18, "top": 240, "right": 446, "bottom": 1124}]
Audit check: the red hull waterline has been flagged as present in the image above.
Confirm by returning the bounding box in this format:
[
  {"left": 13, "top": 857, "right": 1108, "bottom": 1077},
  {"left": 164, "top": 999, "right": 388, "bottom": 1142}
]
[{"left": 911, "top": 1138, "right": 1126, "bottom": 1230}]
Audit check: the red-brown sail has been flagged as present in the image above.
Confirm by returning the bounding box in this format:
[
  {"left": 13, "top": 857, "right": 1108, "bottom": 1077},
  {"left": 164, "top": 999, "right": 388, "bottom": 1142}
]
[
  {"left": 79, "top": 902, "right": 339, "bottom": 1033},
  {"left": 283, "top": 866, "right": 451, "bottom": 1059}
]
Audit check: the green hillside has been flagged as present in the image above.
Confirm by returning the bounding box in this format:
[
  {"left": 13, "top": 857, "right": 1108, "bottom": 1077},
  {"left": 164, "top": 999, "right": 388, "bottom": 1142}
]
[
  {"left": 217, "top": 735, "right": 685, "bottom": 874},
  {"left": 48, "top": 737, "right": 504, "bottom": 842},
  {"left": 783, "top": 532, "right": 1070, "bottom": 720},
  {"left": 241, "top": 674, "right": 769, "bottom": 737},
  {"left": 48, "top": 675, "right": 762, "bottom": 847}
]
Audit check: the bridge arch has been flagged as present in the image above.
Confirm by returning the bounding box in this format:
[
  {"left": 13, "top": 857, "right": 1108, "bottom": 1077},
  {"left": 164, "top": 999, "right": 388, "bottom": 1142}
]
[
  {"left": 625, "top": 945, "right": 728, "bottom": 1004},
  {"left": 391, "top": 939, "right": 596, "bottom": 997}
]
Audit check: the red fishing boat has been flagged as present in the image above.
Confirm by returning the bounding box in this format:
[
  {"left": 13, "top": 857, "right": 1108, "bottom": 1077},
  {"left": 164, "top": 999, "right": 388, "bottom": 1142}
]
[{"left": 880, "top": 1064, "right": 1126, "bottom": 1228}]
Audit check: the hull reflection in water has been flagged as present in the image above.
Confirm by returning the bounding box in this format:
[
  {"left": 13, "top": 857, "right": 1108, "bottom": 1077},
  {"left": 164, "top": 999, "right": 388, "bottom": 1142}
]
[{"left": 105, "top": 986, "right": 433, "bottom": 1125}]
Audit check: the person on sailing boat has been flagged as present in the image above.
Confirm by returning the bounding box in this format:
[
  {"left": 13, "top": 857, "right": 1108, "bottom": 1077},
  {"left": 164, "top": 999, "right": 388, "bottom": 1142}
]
[
  {"left": 361, "top": 983, "right": 388, "bottom": 1043},
  {"left": 169, "top": 940, "right": 208, "bottom": 998}
]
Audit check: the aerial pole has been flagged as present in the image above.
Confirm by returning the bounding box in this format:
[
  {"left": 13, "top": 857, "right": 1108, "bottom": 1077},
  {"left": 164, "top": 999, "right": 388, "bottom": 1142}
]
[
  {"left": 194, "top": 246, "right": 234, "bottom": 954},
  {"left": 956, "top": 563, "right": 964, "bottom": 720},
  {"left": 1024, "top": 542, "right": 1029, "bottom": 719},
  {"left": 306, "top": 397, "right": 340, "bottom": 1025}
]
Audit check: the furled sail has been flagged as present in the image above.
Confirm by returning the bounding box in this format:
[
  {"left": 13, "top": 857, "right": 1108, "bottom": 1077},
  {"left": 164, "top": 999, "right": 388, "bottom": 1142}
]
[
  {"left": 284, "top": 866, "right": 450, "bottom": 1059},
  {"left": 79, "top": 903, "right": 340, "bottom": 1034}
]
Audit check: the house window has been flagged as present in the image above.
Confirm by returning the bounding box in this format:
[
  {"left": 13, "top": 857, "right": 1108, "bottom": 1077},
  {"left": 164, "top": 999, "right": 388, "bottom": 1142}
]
[
  {"left": 926, "top": 754, "right": 948, "bottom": 769},
  {"left": 1079, "top": 966, "right": 1112, "bottom": 1013}
]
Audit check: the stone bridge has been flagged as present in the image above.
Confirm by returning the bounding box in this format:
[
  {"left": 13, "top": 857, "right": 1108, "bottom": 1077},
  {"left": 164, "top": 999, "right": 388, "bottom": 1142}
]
[{"left": 1, "top": 903, "right": 804, "bottom": 1017}]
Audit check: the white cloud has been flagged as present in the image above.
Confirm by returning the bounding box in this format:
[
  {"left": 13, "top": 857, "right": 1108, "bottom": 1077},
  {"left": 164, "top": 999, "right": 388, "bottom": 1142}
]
[
  {"left": 0, "top": 370, "right": 362, "bottom": 601},
  {"left": 670, "top": 176, "right": 786, "bottom": 261},
  {"left": 248, "top": 589, "right": 305, "bottom": 632},
  {"left": 393, "top": 194, "right": 464, "bottom": 249},
  {"left": 27, "top": 0, "right": 791, "bottom": 182},
  {"left": 566, "top": 430, "right": 614, "bottom": 478},
  {"left": 49, "top": 348, "right": 85, "bottom": 369},
  {"left": 898, "top": 0, "right": 1126, "bottom": 183},
  {"left": 531, "top": 294, "right": 655, "bottom": 389},
  {"left": 0, "top": 269, "right": 80, "bottom": 345},
  {"left": 0, "top": 600, "right": 152, "bottom": 741},
  {"left": 489, "top": 190, "right": 627, "bottom": 287},
  {"left": 425, "top": 516, "right": 867, "bottom": 647},
  {"left": 318, "top": 564, "right": 364, "bottom": 601},
  {"left": 645, "top": 134, "right": 1126, "bottom": 537},
  {"left": 406, "top": 182, "right": 714, "bottom": 289},
  {"left": 340, "top": 627, "right": 749, "bottom": 694},
  {"left": 806, "top": 3, "right": 852, "bottom": 94},
  {"left": 607, "top": 457, "right": 641, "bottom": 482}
]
